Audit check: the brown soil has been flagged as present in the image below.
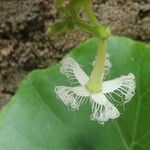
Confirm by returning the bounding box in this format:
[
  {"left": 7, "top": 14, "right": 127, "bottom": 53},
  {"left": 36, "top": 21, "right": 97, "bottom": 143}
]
[{"left": 0, "top": 0, "right": 150, "bottom": 108}]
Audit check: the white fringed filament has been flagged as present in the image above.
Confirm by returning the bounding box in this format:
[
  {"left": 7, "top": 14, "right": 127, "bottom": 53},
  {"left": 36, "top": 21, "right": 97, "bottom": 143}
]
[
  {"left": 55, "top": 86, "right": 89, "bottom": 110},
  {"left": 90, "top": 94, "right": 120, "bottom": 125},
  {"left": 102, "top": 73, "right": 136, "bottom": 105}
]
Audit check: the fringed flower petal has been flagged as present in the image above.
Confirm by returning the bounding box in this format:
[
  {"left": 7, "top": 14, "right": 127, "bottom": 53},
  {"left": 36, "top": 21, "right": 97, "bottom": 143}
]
[
  {"left": 55, "top": 86, "right": 90, "bottom": 110},
  {"left": 60, "top": 57, "right": 89, "bottom": 85},
  {"left": 102, "top": 73, "right": 135, "bottom": 103},
  {"left": 103, "top": 54, "right": 112, "bottom": 79},
  {"left": 90, "top": 93, "right": 120, "bottom": 125}
]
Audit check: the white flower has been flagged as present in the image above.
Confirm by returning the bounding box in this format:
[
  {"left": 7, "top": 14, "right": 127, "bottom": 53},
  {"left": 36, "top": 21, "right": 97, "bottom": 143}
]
[{"left": 55, "top": 56, "right": 135, "bottom": 125}]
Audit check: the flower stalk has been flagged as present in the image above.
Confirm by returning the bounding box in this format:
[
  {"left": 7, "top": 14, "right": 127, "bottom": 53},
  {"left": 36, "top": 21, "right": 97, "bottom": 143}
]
[{"left": 86, "top": 39, "right": 107, "bottom": 93}]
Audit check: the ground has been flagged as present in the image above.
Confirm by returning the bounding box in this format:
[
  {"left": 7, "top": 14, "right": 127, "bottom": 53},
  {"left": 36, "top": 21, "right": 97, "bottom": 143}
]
[{"left": 0, "top": 0, "right": 150, "bottom": 108}]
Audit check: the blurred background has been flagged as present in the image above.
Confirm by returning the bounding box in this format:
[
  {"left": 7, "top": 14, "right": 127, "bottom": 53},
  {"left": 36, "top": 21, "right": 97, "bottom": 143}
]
[{"left": 0, "top": 0, "right": 150, "bottom": 107}]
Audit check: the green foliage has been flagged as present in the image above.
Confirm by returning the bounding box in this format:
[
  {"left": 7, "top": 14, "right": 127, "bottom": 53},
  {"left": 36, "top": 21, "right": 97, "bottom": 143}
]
[
  {"left": 50, "top": 0, "right": 110, "bottom": 39},
  {"left": 48, "top": 20, "right": 68, "bottom": 34},
  {"left": 48, "top": 19, "right": 75, "bottom": 34},
  {"left": 0, "top": 37, "right": 150, "bottom": 150}
]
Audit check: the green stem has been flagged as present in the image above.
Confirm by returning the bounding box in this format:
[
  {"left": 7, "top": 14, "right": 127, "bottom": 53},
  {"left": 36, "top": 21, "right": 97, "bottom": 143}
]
[
  {"left": 86, "top": 39, "right": 107, "bottom": 93},
  {"left": 84, "top": 2, "right": 100, "bottom": 26}
]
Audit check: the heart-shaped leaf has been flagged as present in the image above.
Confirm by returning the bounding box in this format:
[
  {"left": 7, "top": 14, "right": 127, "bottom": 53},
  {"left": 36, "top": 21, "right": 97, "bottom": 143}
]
[{"left": 0, "top": 36, "right": 150, "bottom": 150}]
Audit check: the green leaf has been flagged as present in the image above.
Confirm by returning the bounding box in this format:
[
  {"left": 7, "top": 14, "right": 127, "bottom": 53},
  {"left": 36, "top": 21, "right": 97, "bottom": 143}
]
[
  {"left": 48, "top": 20, "right": 68, "bottom": 34},
  {"left": 0, "top": 36, "right": 150, "bottom": 150}
]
